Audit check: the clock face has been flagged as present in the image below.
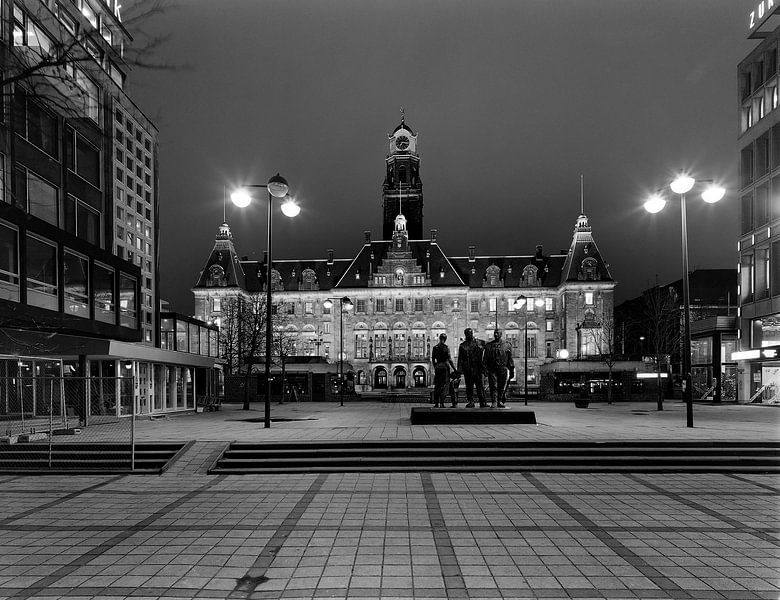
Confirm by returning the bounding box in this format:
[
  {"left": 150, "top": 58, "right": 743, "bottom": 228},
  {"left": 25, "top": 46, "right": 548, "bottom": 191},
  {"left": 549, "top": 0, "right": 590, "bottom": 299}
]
[{"left": 395, "top": 136, "right": 409, "bottom": 150}]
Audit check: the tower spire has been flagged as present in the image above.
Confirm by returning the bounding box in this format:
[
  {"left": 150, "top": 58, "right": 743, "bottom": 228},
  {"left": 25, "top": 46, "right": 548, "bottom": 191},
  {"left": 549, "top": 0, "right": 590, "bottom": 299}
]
[{"left": 580, "top": 173, "right": 584, "bottom": 215}]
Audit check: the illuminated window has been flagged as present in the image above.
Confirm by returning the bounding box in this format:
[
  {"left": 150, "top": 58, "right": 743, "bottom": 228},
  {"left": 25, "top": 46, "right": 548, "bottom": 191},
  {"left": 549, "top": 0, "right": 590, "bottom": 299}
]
[{"left": 585, "top": 292, "right": 594, "bottom": 306}]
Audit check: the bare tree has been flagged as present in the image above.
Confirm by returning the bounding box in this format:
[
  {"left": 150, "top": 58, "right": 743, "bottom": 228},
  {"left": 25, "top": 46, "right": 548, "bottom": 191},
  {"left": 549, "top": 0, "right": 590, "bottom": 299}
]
[
  {"left": 584, "top": 314, "right": 619, "bottom": 404},
  {"left": 217, "top": 298, "right": 244, "bottom": 375},
  {"left": 642, "top": 285, "right": 680, "bottom": 411},
  {"left": 272, "top": 304, "right": 299, "bottom": 404}
]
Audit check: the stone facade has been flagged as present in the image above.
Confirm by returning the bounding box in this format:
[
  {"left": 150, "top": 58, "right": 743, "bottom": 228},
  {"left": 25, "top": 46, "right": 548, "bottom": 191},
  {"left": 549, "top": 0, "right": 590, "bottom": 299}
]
[{"left": 193, "top": 119, "right": 616, "bottom": 392}]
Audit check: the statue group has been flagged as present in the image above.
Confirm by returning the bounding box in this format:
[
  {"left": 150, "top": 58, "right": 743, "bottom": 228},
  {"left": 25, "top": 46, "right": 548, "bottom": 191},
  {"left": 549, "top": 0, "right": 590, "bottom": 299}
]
[{"left": 430, "top": 328, "right": 515, "bottom": 409}]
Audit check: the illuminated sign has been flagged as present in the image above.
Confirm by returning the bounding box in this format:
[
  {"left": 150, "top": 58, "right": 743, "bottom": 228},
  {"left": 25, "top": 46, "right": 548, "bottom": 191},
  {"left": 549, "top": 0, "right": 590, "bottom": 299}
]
[
  {"left": 637, "top": 373, "right": 667, "bottom": 379},
  {"left": 763, "top": 349, "right": 778, "bottom": 358},
  {"left": 749, "top": 0, "right": 778, "bottom": 34},
  {"left": 731, "top": 350, "right": 760, "bottom": 360}
]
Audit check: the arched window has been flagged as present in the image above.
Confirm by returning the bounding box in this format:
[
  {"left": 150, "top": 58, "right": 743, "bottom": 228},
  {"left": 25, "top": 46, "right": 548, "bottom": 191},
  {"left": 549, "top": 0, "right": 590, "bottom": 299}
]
[{"left": 300, "top": 268, "right": 318, "bottom": 291}]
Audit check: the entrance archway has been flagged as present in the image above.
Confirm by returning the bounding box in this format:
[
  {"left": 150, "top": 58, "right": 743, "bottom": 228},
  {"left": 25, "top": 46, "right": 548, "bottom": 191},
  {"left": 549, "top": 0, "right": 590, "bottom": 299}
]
[
  {"left": 374, "top": 367, "right": 387, "bottom": 389},
  {"left": 412, "top": 366, "right": 427, "bottom": 387},
  {"left": 393, "top": 366, "right": 407, "bottom": 389}
]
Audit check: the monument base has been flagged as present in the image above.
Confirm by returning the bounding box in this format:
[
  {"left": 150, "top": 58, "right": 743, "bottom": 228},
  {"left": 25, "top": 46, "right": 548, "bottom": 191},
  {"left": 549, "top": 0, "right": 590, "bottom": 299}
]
[{"left": 410, "top": 406, "right": 537, "bottom": 425}]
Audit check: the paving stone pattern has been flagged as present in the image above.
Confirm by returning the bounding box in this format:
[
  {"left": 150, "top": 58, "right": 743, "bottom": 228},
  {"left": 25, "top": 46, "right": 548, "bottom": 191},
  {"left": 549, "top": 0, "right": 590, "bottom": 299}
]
[
  {"left": 0, "top": 401, "right": 778, "bottom": 599},
  {"left": 0, "top": 471, "right": 777, "bottom": 600}
]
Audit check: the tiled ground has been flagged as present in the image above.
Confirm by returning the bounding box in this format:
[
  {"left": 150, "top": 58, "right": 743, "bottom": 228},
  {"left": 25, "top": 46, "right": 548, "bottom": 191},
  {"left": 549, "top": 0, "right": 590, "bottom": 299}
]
[
  {"left": 0, "top": 402, "right": 778, "bottom": 599},
  {"left": 0, "top": 471, "right": 777, "bottom": 600}
]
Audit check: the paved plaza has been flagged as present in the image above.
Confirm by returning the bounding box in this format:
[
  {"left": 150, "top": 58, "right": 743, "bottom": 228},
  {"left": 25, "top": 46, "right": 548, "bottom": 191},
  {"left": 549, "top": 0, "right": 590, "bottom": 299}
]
[{"left": 0, "top": 400, "right": 778, "bottom": 600}]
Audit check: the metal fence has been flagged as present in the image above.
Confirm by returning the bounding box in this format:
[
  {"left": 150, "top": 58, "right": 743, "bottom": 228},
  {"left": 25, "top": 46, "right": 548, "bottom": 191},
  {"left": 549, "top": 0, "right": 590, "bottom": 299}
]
[{"left": 0, "top": 376, "right": 136, "bottom": 471}]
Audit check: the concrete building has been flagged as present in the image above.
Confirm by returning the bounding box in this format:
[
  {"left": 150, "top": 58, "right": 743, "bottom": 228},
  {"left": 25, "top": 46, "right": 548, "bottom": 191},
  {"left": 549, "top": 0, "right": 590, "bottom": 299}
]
[
  {"left": 734, "top": 3, "right": 780, "bottom": 403},
  {"left": 0, "top": 0, "right": 219, "bottom": 421},
  {"left": 194, "top": 118, "right": 616, "bottom": 396}
]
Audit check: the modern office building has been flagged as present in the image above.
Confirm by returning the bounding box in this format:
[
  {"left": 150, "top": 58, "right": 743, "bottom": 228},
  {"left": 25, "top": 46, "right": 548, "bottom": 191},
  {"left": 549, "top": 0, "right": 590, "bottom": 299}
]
[
  {"left": 734, "top": 4, "right": 780, "bottom": 403},
  {"left": 615, "top": 269, "right": 738, "bottom": 402},
  {"left": 0, "top": 0, "right": 219, "bottom": 420},
  {"left": 194, "top": 118, "right": 616, "bottom": 395}
]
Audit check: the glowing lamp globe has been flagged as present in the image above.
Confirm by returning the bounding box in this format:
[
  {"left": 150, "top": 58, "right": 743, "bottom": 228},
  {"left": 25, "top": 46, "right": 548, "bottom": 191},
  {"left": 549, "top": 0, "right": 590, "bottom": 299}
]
[
  {"left": 280, "top": 198, "right": 300, "bottom": 217},
  {"left": 230, "top": 189, "right": 251, "bottom": 208},
  {"left": 644, "top": 195, "right": 666, "bottom": 214},
  {"left": 670, "top": 175, "right": 695, "bottom": 195},
  {"left": 701, "top": 185, "right": 725, "bottom": 204}
]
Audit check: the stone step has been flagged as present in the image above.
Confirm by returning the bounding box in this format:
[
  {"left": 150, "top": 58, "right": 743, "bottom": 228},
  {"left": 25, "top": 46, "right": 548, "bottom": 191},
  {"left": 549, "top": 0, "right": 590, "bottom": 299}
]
[
  {"left": 0, "top": 442, "right": 186, "bottom": 473},
  {"left": 211, "top": 441, "right": 780, "bottom": 474}
]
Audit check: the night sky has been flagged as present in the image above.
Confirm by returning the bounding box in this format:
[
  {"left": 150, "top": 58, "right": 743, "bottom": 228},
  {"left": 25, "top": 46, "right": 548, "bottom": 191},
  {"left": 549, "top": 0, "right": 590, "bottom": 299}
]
[{"left": 127, "top": 0, "right": 757, "bottom": 314}]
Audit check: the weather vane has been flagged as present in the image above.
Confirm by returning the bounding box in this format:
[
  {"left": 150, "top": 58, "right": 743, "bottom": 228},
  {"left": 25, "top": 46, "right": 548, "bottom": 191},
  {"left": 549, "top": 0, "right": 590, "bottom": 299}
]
[{"left": 400, "top": 106, "right": 405, "bottom": 123}]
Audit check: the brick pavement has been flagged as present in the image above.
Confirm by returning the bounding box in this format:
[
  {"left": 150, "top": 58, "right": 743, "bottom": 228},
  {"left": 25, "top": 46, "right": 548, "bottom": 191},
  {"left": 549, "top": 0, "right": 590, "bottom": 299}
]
[{"left": 0, "top": 400, "right": 777, "bottom": 600}]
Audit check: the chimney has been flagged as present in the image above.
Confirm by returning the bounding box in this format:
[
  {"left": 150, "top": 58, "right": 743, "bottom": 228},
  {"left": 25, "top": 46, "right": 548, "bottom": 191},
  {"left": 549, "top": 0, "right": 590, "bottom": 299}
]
[
  {"left": 242, "top": 255, "right": 249, "bottom": 262},
  {"left": 327, "top": 249, "right": 334, "bottom": 265},
  {"left": 536, "top": 245, "right": 543, "bottom": 258},
  {"left": 364, "top": 230, "right": 371, "bottom": 244},
  {"left": 430, "top": 228, "right": 437, "bottom": 242},
  {"left": 468, "top": 245, "right": 476, "bottom": 263}
]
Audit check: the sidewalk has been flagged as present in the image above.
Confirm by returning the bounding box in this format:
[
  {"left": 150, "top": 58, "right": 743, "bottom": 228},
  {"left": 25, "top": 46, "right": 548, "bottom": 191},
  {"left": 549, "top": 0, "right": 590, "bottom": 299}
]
[
  {"left": 0, "top": 400, "right": 777, "bottom": 600},
  {"left": 132, "top": 399, "right": 780, "bottom": 444}
]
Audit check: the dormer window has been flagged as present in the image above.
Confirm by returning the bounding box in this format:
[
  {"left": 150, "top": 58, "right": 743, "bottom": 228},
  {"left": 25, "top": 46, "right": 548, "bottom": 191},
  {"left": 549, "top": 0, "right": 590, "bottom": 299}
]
[
  {"left": 270, "top": 269, "right": 283, "bottom": 291},
  {"left": 523, "top": 265, "right": 539, "bottom": 286},
  {"left": 300, "top": 268, "right": 318, "bottom": 291},
  {"left": 580, "top": 258, "right": 599, "bottom": 281},
  {"left": 485, "top": 264, "right": 501, "bottom": 287},
  {"left": 208, "top": 265, "right": 224, "bottom": 287}
]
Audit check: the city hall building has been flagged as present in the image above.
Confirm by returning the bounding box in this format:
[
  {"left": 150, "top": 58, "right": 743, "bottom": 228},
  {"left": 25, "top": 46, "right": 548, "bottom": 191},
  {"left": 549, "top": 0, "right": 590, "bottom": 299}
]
[{"left": 193, "top": 118, "right": 616, "bottom": 393}]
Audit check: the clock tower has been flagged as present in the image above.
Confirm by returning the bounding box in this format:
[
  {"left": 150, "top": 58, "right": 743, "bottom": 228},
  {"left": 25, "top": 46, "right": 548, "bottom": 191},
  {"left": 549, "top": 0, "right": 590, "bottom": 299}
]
[{"left": 382, "top": 116, "right": 423, "bottom": 240}]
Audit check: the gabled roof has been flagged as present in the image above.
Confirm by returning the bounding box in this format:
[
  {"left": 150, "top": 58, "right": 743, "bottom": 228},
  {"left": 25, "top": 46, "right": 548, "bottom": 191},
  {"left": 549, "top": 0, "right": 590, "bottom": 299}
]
[
  {"left": 241, "top": 258, "right": 352, "bottom": 293},
  {"left": 334, "top": 239, "right": 465, "bottom": 288},
  {"left": 560, "top": 214, "right": 614, "bottom": 283},
  {"left": 193, "top": 223, "right": 245, "bottom": 289},
  {"left": 449, "top": 254, "right": 568, "bottom": 289}
]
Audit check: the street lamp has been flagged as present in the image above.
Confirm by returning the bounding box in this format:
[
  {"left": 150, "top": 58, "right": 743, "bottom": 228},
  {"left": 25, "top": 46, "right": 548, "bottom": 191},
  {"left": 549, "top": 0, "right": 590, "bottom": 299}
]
[
  {"left": 230, "top": 173, "right": 299, "bottom": 429},
  {"left": 514, "top": 295, "right": 545, "bottom": 405},
  {"left": 643, "top": 174, "right": 725, "bottom": 428},
  {"left": 323, "top": 296, "right": 353, "bottom": 406}
]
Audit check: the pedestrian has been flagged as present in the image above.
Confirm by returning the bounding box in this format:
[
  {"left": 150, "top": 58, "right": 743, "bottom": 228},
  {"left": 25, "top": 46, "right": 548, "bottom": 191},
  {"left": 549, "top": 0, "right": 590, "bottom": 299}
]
[
  {"left": 457, "top": 327, "right": 486, "bottom": 407},
  {"left": 483, "top": 329, "right": 515, "bottom": 408},
  {"left": 431, "top": 333, "right": 456, "bottom": 408}
]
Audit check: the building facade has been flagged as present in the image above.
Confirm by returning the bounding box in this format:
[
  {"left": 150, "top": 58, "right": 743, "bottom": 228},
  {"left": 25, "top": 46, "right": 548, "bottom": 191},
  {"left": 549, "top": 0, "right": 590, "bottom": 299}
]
[
  {"left": 735, "top": 6, "right": 780, "bottom": 403},
  {"left": 615, "top": 269, "right": 738, "bottom": 402},
  {"left": 194, "top": 119, "right": 616, "bottom": 394},
  {"left": 0, "top": 0, "right": 218, "bottom": 420}
]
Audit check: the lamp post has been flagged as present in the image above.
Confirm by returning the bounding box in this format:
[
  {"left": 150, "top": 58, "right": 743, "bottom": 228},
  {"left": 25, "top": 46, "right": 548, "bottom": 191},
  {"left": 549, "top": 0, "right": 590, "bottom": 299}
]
[
  {"left": 644, "top": 174, "right": 725, "bottom": 428},
  {"left": 231, "top": 174, "right": 299, "bottom": 429},
  {"left": 514, "top": 295, "right": 545, "bottom": 405},
  {"left": 323, "top": 297, "right": 353, "bottom": 406}
]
